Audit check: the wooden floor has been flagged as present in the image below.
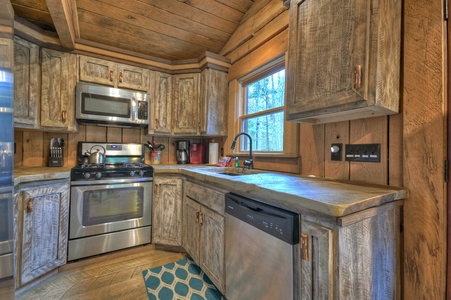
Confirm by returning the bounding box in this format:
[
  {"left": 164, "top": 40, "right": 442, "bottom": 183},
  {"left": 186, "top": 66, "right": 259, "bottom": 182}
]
[{"left": 16, "top": 245, "right": 186, "bottom": 300}]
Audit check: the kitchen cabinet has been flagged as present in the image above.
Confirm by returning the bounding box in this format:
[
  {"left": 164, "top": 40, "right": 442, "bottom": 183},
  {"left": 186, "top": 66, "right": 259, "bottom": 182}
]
[
  {"left": 78, "top": 55, "right": 149, "bottom": 91},
  {"left": 152, "top": 176, "right": 183, "bottom": 246},
  {"left": 13, "top": 36, "right": 40, "bottom": 129},
  {"left": 200, "top": 68, "right": 228, "bottom": 136},
  {"left": 285, "top": 0, "right": 401, "bottom": 124},
  {"left": 298, "top": 201, "right": 402, "bottom": 299},
  {"left": 183, "top": 181, "right": 225, "bottom": 294},
  {"left": 148, "top": 71, "right": 173, "bottom": 134},
  {"left": 173, "top": 73, "right": 200, "bottom": 134},
  {"left": 41, "top": 48, "right": 77, "bottom": 132},
  {"left": 14, "top": 179, "right": 70, "bottom": 288}
]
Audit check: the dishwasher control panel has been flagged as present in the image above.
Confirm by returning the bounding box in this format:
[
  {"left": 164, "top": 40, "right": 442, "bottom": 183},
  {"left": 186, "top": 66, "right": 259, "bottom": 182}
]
[{"left": 225, "top": 193, "right": 299, "bottom": 245}]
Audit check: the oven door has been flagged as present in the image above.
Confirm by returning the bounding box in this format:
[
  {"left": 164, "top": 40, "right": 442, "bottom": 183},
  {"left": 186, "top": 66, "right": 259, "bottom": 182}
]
[{"left": 70, "top": 179, "right": 152, "bottom": 239}]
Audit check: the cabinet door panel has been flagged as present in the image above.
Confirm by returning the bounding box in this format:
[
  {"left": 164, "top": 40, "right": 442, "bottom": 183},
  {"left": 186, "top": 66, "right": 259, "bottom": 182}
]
[
  {"left": 13, "top": 37, "right": 40, "bottom": 128},
  {"left": 150, "top": 72, "right": 173, "bottom": 134},
  {"left": 79, "top": 56, "right": 116, "bottom": 86},
  {"left": 19, "top": 182, "right": 69, "bottom": 286},
  {"left": 183, "top": 196, "right": 200, "bottom": 262},
  {"left": 199, "top": 206, "right": 224, "bottom": 293},
  {"left": 152, "top": 178, "right": 182, "bottom": 246},
  {"left": 300, "top": 219, "right": 335, "bottom": 300},
  {"left": 117, "top": 64, "right": 149, "bottom": 91},
  {"left": 41, "top": 49, "right": 77, "bottom": 131},
  {"left": 173, "top": 74, "right": 199, "bottom": 134}
]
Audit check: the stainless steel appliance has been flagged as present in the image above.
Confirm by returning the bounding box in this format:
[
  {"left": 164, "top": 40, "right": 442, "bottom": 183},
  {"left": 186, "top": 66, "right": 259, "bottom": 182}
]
[
  {"left": 0, "top": 68, "right": 15, "bottom": 297},
  {"left": 225, "top": 193, "right": 299, "bottom": 300},
  {"left": 176, "top": 140, "right": 190, "bottom": 164},
  {"left": 75, "top": 82, "right": 149, "bottom": 128},
  {"left": 69, "top": 142, "right": 153, "bottom": 261}
]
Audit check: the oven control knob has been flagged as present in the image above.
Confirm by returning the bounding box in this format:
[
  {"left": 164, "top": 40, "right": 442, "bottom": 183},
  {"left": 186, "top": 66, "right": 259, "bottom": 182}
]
[
  {"left": 83, "top": 173, "right": 91, "bottom": 179},
  {"left": 139, "top": 171, "right": 144, "bottom": 176},
  {"left": 95, "top": 172, "right": 102, "bottom": 179},
  {"left": 130, "top": 171, "right": 136, "bottom": 177}
]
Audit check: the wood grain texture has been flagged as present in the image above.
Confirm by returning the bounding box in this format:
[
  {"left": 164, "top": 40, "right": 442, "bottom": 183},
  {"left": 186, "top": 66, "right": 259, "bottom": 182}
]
[
  {"left": 13, "top": 36, "right": 40, "bottom": 128},
  {"left": 173, "top": 73, "right": 200, "bottom": 134},
  {"left": 152, "top": 177, "right": 183, "bottom": 246},
  {"left": 183, "top": 196, "right": 201, "bottom": 263},
  {"left": 403, "top": 0, "right": 447, "bottom": 298},
  {"left": 149, "top": 71, "right": 173, "bottom": 134},
  {"left": 299, "top": 124, "right": 325, "bottom": 177},
  {"left": 324, "top": 121, "right": 349, "bottom": 180}
]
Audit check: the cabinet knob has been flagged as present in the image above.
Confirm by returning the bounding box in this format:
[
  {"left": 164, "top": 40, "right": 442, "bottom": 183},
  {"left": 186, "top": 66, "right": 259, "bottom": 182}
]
[{"left": 109, "top": 70, "right": 114, "bottom": 82}]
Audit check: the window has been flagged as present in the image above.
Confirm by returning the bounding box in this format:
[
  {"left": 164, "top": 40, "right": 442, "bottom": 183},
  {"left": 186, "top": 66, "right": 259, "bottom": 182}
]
[{"left": 238, "top": 58, "right": 288, "bottom": 153}]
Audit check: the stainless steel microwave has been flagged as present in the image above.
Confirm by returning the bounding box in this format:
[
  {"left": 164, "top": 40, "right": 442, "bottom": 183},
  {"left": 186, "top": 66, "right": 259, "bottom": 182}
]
[{"left": 75, "top": 82, "right": 149, "bottom": 128}]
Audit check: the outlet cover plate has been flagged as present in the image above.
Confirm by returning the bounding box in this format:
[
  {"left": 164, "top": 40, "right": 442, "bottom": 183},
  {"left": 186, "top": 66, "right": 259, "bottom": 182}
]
[{"left": 345, "top": 144, "right": 381, "bottom": 162}]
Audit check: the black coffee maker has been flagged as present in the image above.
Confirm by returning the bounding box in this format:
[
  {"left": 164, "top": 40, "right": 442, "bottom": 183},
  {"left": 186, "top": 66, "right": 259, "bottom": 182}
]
[{"left": 176, "top": 140, "right": 190, "bottom": 164}]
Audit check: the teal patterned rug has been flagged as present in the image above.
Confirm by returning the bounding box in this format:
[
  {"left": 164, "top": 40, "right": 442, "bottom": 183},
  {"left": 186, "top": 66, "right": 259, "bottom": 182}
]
[{"left": 142, "top": 257, "right": 223, "bottom": 300}]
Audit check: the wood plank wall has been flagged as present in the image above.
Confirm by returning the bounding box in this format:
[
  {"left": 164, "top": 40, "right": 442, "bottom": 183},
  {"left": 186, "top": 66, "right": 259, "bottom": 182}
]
[{"left": 224, "top": 1, "right": 447, "bottom": 299}]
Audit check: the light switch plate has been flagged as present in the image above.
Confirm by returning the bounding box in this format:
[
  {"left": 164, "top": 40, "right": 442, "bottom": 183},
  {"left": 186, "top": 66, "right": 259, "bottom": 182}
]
[
  {"left": 331, "top": 143, "right": 342, "bottom": 161},
  {"left": 345, "top": 144, "right": 381, "bottom": 162}
]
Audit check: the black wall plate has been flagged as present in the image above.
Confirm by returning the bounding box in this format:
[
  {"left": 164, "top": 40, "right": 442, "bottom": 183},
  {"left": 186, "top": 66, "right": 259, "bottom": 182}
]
[{"left": 345, "top": 144, "right": 381, "bottom": 162}]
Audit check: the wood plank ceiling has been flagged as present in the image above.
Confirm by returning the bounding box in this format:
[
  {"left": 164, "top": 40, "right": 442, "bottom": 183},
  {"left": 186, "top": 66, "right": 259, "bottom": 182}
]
[{"left": 9, "top": 0, "right": 255, "bottom": 61}]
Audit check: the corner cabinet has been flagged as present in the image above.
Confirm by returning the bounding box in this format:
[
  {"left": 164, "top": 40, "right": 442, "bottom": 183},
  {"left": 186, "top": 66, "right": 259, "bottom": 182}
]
[
  {"left": 183, "top": 181, "right": 226, "bottom": 294},
  {"left": 152, "top": 177, "right": 183, "bottom": 246},
  {"left": 13, "top": 36, "right": 40, "bottom": 129},
  {"left": 286, "top": 0, "right": 401, "bottom": 124},
  {"left": 298, "top": 201, "right": 402, "bottom": 299},
  {"left": 78, "top": 55, "right": 149, "bottom": 91},
  {"left": 14, "top": 179, "right": 70, "bottom": 288},
  {"left": 41, "top": 48, "right": 77, "bottom": 132}
]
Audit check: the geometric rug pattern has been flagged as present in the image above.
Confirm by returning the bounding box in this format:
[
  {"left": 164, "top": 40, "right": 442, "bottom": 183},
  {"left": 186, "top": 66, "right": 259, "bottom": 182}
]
[{"left": 142, "top": 257, "right": 223, "bottom": 300}]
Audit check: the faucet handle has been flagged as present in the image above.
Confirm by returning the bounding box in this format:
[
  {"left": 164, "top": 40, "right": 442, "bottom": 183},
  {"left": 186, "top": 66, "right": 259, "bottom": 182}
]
[{"left": 243, "top": 159, "right": 253, "bottom": 169}]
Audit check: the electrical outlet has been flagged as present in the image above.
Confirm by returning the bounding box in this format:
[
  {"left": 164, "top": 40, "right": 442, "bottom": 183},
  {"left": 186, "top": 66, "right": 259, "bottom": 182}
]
[{"left": 345, "top": 144, "right": 381, "bottom": 162}]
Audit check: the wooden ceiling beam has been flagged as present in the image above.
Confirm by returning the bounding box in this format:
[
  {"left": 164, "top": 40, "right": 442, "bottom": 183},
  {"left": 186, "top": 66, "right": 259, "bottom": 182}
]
[{"left": 45, "top": 0, "right": 79, "bottom": 49}]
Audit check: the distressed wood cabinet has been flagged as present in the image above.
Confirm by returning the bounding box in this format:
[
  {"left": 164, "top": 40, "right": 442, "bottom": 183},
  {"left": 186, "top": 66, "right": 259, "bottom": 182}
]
[
  {"left": 286, "top": 0, "right": 401, "bottom": 124},
  {"left": 13, "top": 36, "right": 40, "bottom": 129},
  {"left": 41, "top": 48, "right": 77, "bottom": 132},
  {"left": 78, "top": 55, "right": 149, "bottom": 91},
  {"left": 152, "top": 177, "right": 183, "bottom": 246},
  {"left": 183, "top": 181, "right": 225, "bottom": 294},
  {"left": 148, "top": 71, "right": 173, "bottom": 134},
  {"left": 14, "top": 179, "right": 70, "bottom": 288},
  {"left": 200, "top": 68, "right": 228, "bottom": 136},
  {"left": 298, "top": 201, "right": 402, "bottom": 299},
  {"left": 173, "top": 73, "right": 200, "bottom": 134}
]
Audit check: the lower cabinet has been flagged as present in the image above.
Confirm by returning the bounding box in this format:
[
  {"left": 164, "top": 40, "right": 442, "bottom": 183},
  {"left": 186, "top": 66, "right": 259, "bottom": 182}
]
[
  {"left": 298, "top": 201, "right": 403, "bottom": 299},
  {"left": 14, "top": 179, "right": 70, "bottom": 288},
  {"left": 183, "top": 181, "right": 225, "bottom": 294},
  {"left": 152, "top": 177, "right": 183, "bottom": 246}
]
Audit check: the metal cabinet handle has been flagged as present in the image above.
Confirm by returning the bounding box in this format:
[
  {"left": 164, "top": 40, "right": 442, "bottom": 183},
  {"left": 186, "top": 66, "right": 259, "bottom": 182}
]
[
  {"left": 199, "top": 211, "right": 203, "bottom": 226},
  {"left": 109, "top": 70, "right": 114, "bottom": 82},
  {"left": 195, "top": 211, "right": 200, "bottom": 223},
  {"left": 354, "top": 65, "right": 362, "bottom": 89},
  {"left": 300, "top": 233, "right": 309, "bottom": 260},
  {"left": 119, "top": 71, "right": 123, "bottom": 83},
  {"left": 26, "top": 198, "right": 33, "bottom": 213},
  {"left": 155, "top": 118, "right": 160, "bottom": 129},
  {"left": 62, "top": 110, "right": 67, "bottom": 123}
]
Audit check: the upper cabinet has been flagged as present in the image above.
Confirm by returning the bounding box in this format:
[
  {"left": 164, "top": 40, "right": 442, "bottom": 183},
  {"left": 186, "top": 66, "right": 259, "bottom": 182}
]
[
  {"left": 285, "top": 0, "right": 401, "bottom": 124},
  {"left": 13, "top": 36, "right": 40, "bottom": 129},
  {"left": 79, "top": 55, "right": 149, "bottom": 91},
  {"left": 41, "top": 48, "right": 77, "bottom": 132},
  {"left": 200, "top": 68, "right": 228, "bottom": 136},
  {"left": 173, "top": 73, "right": 200, "bottom": 134},
  {"left": 149, "top": 71, "right": 173, "bottom": 135}
]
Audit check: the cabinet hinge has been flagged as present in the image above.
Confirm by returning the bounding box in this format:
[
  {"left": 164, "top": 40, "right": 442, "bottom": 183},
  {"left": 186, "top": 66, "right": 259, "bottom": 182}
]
[{"left": 445, "top": 160, "right": 449, "bottom": 182}]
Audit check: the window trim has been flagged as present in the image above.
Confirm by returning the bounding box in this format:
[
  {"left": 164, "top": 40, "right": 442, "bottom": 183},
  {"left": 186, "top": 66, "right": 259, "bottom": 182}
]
[{"left": 230, "top": 54, "right": 299, "bottom": 158}]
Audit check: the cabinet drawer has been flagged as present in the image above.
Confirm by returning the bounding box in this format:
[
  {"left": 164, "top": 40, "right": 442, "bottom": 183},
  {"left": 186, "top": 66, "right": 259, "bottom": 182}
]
[{"left": 185, "top": 181, "right": 225, "bottom": 215}]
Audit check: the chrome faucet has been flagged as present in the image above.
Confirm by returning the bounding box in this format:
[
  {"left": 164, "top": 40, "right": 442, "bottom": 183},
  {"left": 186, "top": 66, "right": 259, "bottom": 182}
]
[{"left": 230, "top": 132, "right": 253, "bottom": 169}]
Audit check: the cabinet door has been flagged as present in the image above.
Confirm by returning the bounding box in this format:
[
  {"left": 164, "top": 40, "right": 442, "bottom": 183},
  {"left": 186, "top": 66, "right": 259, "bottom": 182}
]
[
  {"left": 200, "top": 68, "right": 228, "bottom": 136},
  {"left": 199, "top": 206, "right": 225, "bottom": 293},
  {"left": 300, "top": 218, "right": 335, "bottom": 299},
  {"left": 149, "top": 71, "right": 173, "bottom": 134},
  {"left": 183, "top": 196, "right": 200, "bottom": 262},
  {"left": 79, "top": 55, "right": 116, "bottom": 87},
  {"left": 18, "top": 181, "right": 69, "bottom": 286},
  {"left": 173, "top": 73, "right": 199, "bottom": 134},
  {"left": 13, "top": 36, "right": 40, "bottom": 128},
  {"left": 286, "top": 0, "right": 401, "bottom": 124},
  {"left": 117, "top": 63, "right": 149, "bottom": 91},
  {"left": 152, "top": 177, "right": 183, "bottom": 246},
  {"left": 41, "top": 48, "right": 77, "bottom": 131}
]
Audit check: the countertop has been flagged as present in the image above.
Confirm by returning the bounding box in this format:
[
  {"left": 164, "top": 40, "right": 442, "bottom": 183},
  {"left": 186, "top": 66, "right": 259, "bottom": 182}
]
[{"left": 13, "top": 165, "right": 407, "bottom": 217}]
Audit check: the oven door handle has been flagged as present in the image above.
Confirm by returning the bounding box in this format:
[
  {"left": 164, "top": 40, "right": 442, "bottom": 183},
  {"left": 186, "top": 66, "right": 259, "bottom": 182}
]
[{"left": 71, "top": 177, "right": 153, "bottom": 186}]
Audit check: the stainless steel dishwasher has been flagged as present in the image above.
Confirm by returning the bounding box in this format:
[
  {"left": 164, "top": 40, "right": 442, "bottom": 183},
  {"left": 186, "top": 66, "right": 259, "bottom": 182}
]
[{"left": 225, "top": 193, "right": 299, "bottom": 300}]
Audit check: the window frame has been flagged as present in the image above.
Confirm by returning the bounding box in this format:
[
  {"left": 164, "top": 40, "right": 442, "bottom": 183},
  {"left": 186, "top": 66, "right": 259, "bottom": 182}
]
[{"left": 231, "top": 55, "right": 299, "bottom": 158}]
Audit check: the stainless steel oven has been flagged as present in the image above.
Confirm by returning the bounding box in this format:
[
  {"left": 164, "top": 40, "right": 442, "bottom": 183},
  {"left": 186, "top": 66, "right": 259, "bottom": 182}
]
[{"left": 68, "top": 142, "right": 153, "bottom": 261}]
